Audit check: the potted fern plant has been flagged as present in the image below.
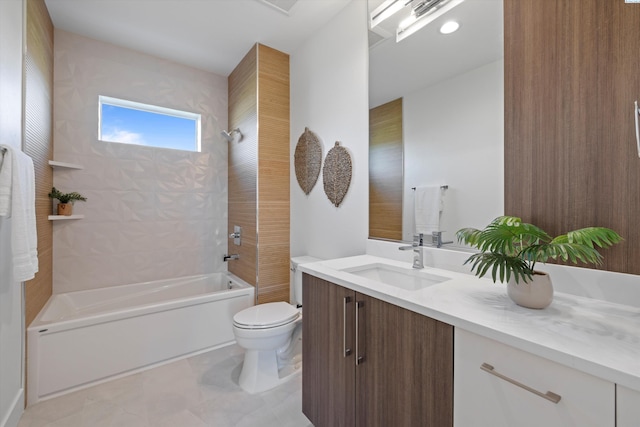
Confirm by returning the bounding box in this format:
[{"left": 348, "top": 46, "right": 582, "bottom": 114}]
[
  {"left": 48, "top": 187, "right": 87, "bottom": 216},
  {"left": 456, "top": 216, "right": 622, "bottom": 309}
]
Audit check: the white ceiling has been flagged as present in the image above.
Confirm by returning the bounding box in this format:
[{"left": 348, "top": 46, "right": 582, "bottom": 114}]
[
  {"left": 44, "top": 0, "right": 503, "bottom": 107},
  {"left": 44, "top": 0, "right": 353, "bottom": 77}
]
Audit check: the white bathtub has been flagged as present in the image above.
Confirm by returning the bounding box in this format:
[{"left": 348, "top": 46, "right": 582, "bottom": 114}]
[{"left": 27, "top": 273, "right": 254, "bottom": 405}]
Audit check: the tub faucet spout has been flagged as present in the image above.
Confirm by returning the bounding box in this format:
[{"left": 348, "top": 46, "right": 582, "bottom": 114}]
[{"left": 223, "top": 254, "right": 240, "bottom": 262}]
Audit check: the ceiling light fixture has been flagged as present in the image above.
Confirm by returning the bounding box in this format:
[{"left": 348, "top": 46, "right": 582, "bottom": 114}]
[
  {"left": 439, "top": 20, "right": 460, "bottom": 34},
  {"left": 396, "top": 0, "right": 465, "bottom": 42},
  {"left": 370, "top": 0, "right": 411, "bottom": 29}
]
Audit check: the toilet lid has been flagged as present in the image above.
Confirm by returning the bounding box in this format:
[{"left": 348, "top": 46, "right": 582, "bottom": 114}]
[{"left": 233, "top": 302, "right": 300, "bottom": 329}]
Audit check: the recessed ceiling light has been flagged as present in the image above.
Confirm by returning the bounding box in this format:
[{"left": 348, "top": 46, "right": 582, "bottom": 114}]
[{"left": 440, "top": 21, "right": 460, "bottom": 34}]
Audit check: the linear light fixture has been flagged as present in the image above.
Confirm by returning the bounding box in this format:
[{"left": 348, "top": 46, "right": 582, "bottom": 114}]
[
  {"left": 396, "top": 0, "right": 465, "bottom": 42},
  {"left": 370, "top": 0, "right": 411, "bottom": 28}
]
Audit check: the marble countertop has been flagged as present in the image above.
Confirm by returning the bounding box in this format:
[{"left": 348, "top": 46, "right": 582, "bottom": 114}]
[{"left": 299, "top": 254, "right": 640, "bottom": 392}]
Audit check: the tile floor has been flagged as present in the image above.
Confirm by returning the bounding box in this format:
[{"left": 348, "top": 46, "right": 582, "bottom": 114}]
[{"left": 18, "top": 344, "right": 312, "bottom": 427}]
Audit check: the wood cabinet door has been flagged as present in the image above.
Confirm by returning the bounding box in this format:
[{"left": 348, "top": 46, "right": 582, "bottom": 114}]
[
  {"left": 355, "top": 293, "right": 453, "bottom": 427},
  {"left": 302, "top": 274, "right": 356, "bottom": 427}
]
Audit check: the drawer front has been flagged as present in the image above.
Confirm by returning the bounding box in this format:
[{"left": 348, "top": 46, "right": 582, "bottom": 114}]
[
  {"left": 454, "top": 329, "right": 614, "bottom": 427},
  {"left": 617, "top": 385, "right": 640, "bottom": 427}
]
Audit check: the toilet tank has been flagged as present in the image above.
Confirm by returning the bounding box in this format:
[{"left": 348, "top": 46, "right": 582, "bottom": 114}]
[{"left": 290, "top": 256, "right": 322, "bottom": 306}]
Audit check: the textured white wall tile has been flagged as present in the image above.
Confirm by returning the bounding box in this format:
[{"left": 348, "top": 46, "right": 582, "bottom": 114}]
[
  {"left": 53, "top": 30, "right": 228, "bottom": 293},
  {"left": 119, "top": 191, "right": 158, "bottom": 222}
]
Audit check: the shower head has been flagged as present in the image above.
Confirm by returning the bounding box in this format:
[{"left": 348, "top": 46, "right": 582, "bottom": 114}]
[
  {"left": 221, "top": 131, "right": 232, "bottom": 142},
  {"left": 221, "top": 128, "right": 243, "bottom": 142}
]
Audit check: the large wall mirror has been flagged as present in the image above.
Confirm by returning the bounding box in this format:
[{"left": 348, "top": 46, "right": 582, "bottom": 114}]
[{"left": 368, "top": 0, "right": 504, "bottom": 246}]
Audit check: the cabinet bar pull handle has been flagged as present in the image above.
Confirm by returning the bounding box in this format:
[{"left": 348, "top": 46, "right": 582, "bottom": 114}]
[
  {"left": 355, "top": 301, "right": 364, "bottom": 365},
  {"left": 635, "top": 101, "right": 640, "bottom": 158},
  {"left": 343, "top": 296, "right": 351, "bottom": 357},
  {"left": 480, "top": 363, "right": 561, "bottom": 404}
]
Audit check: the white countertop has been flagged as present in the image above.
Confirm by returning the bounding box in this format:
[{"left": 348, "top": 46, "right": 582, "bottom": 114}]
[{"left": 299, "top": 254, "right": 640, "bottom": 392}]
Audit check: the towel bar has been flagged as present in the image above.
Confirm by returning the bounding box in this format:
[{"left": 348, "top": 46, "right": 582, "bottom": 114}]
[{"left": 411, "top": 185, "right": 448, "bottom": 190}]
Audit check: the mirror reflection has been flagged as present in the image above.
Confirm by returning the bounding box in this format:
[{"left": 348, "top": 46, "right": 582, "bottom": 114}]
[{"left": 368, "top": 0, "right": 504, "bottom": 246}]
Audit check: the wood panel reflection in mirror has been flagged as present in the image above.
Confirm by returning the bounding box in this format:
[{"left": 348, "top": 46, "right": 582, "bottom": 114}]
[{"left": 369, "top": 98, "right": 403, "bottom": 240}]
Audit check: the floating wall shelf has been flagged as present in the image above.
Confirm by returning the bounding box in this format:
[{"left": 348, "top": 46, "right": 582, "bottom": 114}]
[
  {"left": 48, "top": 160, "right": 84, "bottom": 170},
  {"left": 48, "top": 160, "right": 85, "bottom": 219},
  {"left": 48, "top": 215, "right": 84, "bottom": 221}
]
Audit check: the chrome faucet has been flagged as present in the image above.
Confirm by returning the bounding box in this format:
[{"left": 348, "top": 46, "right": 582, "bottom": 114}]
[
  {"left": 399, "top": 234, "right": 425, "bottom": 269},
  {"left": 431, "top": 231, "right": 453, "bottom": 248}
]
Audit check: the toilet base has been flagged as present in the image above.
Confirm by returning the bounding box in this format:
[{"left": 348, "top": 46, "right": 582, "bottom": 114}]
[{"left": 238, "top": 345, "right": 302, "bottom": 394}]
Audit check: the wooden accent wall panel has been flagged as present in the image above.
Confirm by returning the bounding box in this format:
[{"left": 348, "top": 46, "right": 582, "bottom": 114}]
[
  {"left": 228, "top": 44, "right": 290, "bottom": 303},
  {"left": 504, "top": 0, "right": 640, "bottom": 274},
  {"left": 228, "top": 45, "right": 258, "bottom": 287},
  {"left": 256, "top": 44, "right": 290, "bottom": 304},
  {"left": 24, "top": 0, "right": 53, "bottom": 326},
  {"left": 369, "top": 98, "right": 403, "bottom": 241}
]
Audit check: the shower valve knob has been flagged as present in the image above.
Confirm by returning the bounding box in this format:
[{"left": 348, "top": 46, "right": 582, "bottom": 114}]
[{"left": 230, "top": 225, "right": 242, "bottom": 246}]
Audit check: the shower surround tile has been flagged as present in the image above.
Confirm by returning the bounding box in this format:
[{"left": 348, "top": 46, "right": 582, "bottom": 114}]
[{"left": 52, "top": 30, "right": 228, "bottom": 293}]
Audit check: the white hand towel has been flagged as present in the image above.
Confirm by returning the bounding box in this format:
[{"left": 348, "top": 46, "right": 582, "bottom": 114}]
[
  {"left": 414, "top": 186, "right": 444, "bottom": 235},
  {"left": 0, "top": 145, "right": 39, "bottom": 282},
  {"left": 0, "top": 147, "right": 12, "bottom": 216}
]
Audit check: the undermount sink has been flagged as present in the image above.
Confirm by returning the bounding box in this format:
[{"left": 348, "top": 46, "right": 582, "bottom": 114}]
[{"left": 341, "top": 263, "right": 450, "bottom": 291}]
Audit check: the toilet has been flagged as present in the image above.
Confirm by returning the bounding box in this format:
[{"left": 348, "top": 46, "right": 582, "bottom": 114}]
[{"left": 232, "top": 256, "right": 321, "bottom": 394}]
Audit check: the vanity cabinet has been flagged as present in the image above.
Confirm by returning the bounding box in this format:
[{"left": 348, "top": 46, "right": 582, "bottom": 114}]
[
  {"left": 617, "top": 385, "right": 640, "bottom": 427},
  {"left": 302, "top": 273, "right": 453, "bottom": 427},
  {"left": 454, "top": 329, "right": 615, "bottom": 427}
]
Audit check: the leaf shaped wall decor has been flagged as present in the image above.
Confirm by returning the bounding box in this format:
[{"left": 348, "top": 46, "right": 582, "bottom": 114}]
[
  {"left": 323, "top": 141, "right": 352, "bottom": 207},
  {"left": 294, "top": 127, "right": 323, "bottom": 195}
]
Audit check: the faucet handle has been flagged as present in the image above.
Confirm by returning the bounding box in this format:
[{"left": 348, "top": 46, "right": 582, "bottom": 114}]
[{"left": 430, "top": 231, "right": 453, "bottom": 248}]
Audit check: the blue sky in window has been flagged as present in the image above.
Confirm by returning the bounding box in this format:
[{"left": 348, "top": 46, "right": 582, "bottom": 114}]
[{"left": 101, "top": 104, "right": 198, "bottom": 151}]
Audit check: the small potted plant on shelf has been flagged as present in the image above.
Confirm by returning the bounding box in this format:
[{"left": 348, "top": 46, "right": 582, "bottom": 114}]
[
  {"left": 48, "top": 187, "right": 87, "bottom": 216},
  {"left": 456, "top": 216, "right": 622, "bottom": 309}
]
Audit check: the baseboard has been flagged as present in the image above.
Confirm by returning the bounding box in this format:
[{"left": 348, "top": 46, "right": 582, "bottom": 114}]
[{"left": 0, "top": 388, "right": 24, "bottom": 427}]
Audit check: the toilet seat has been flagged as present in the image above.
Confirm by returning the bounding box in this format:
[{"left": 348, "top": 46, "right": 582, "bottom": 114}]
[{"left": 233, "top": 302, "right": 300, "bottom": 330}]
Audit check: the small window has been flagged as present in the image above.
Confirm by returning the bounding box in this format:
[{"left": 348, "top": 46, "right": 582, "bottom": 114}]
[{"left": 99, "top": 96, "right": 201, "bottom": 152}]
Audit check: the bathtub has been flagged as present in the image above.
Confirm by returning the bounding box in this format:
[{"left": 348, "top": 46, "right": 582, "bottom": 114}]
[{"left": 27, "top": 273, "right": 254, "bottom": 405}]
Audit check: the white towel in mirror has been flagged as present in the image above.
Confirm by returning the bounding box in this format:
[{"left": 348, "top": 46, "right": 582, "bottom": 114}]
[{"left": 414, "top": 186, "right": 444, "bottom": 235}]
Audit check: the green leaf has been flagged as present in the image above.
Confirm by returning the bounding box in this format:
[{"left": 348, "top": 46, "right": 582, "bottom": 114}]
[
  {"left": 462, "top": 252, "right": 533, "bottom": 283},
  {"left": 47, "top": 187, "right": 87, "bottom": 204},
  {"left": 457, "top": 217, "right": 622, "bottom": 285}
]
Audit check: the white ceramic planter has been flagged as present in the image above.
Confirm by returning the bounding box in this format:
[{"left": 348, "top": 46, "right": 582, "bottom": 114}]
[{"left": 507, "top": 271, "right": 553, "bottom": 309}]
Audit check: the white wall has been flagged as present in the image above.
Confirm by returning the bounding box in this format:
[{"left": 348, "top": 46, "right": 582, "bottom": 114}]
[
  {"left": 402, "top": 60, "right": 504, "bottom": 243},
  {"left": 290, "top": 0, "right": 369, "bottom": 260},
  {"left": 52, "top": 30, "right": 229, "bottom": 293},
  {"left": 0, "top": 0, "right": 25, "bottom": 425}
]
